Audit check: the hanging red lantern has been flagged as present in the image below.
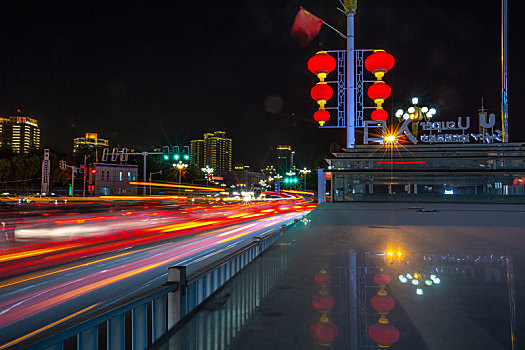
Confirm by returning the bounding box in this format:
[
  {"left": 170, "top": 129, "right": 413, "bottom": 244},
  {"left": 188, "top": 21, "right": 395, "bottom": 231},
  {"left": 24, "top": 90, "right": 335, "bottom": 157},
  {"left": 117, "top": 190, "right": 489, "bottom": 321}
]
[
  {"left": 371, "top": 108, "right": 388, "bottom": 121},
  {"left": 315, "top": 269, "right": 332, "bottom": 285},
  {"left": 367, "top": 81, "right": 391, "bottom": 107},
  {"left": 368, "top": 323, "right": 400, "bottom": 347},
  {"left": 309, "top": 317, "right": 339, "bottom": 345},
  {"left": 311, "top": 83, "right": 334, "bottom": 108},
  {"left": 373, "top": 273, "right": 391, "bottom": 286},
  {"left": 314, "top": 110, "right": 330, "bottom": 126},
  {"left": 365, "top": 50, "right": 395, "bottom": 80},
  {"left": 308, "top": 51, "right": 337, "bottom": 82},
  {"left": 312, "top": 294, "right": 335, "bottom": 313},
  {"left": 370, "top": 295, "right": 395, "bottom": 314}
]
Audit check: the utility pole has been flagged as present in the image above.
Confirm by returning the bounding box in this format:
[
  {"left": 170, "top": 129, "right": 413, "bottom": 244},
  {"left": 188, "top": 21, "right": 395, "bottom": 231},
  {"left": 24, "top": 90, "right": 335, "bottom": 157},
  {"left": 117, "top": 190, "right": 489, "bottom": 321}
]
[
  {"left": 345, "top": 0, "right": 357, "bottom": 148},
  {"left": 149, "top": 170, "right": 163, "bottom": 195}
]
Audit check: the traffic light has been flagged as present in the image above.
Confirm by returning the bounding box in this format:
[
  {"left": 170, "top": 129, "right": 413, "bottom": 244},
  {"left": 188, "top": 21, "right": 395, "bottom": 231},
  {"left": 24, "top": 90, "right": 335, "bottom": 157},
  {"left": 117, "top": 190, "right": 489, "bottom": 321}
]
[
  {"left": 163, "top": 146, "right": 170, "bottom": 160},
  {"left": 173, "top": 146, "right": 180, "bottom": 161},
  {"left": 102, "top": 148, "right": 109, "bottom": 162},
  {"left": 181, "top": 146, "right": 189, "bottom": 161},
  {"left": 59, "top": 160, "right": 66, "bottom": 170},
  {"left": 120, "top": 148, "right": 128, "bottom": 162}
]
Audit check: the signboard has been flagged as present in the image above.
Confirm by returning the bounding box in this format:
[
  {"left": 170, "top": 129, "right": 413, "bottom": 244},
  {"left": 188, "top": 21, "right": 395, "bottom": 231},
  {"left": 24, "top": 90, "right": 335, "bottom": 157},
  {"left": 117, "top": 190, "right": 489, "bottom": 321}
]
[
  {"left": 41, "top": 149, "right": 50, "bottom": 194},
  {"left": 274, "top": 181, "right": 280, "bottom": 193}
]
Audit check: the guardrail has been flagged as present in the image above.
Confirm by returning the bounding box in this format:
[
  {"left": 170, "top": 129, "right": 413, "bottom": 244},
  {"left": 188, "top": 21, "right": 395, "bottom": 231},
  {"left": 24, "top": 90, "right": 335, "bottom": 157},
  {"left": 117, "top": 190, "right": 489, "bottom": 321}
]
[{"left": 14, "top": 219, "right": 301, "bottom": 350}]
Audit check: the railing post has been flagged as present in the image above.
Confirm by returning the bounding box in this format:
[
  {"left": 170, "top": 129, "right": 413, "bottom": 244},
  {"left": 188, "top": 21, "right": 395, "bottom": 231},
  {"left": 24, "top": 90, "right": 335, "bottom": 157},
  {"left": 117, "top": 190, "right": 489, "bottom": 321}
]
[
  {"left": 107, "top": 314, "right": 125, "bottom": 350},
  {"left": 253, "top": 237, "right": 261, "bottom": 256},
  {"left": 78, "top": 326, "right": 98, "bottom": 350},
  {"left": 168, "top": 266, "right": 187, "bottom": 329},
  {"left": 152, "top": 296, "right": 167, "bottom": 343},
  {"left": 132, "top": 304, "right": 148, "bottom": 350}
]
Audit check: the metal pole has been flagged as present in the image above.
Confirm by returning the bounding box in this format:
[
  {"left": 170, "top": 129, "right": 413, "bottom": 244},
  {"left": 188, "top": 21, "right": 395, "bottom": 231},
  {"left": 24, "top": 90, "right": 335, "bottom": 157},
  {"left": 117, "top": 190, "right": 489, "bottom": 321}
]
[
  {"left": 179, "top": 170, "right": 182, "bottom": 195},
  {"left": 149, "top": 172, "right": 152, "bottom": 196},
  {"left": 143, "top": 152, "right": 147, "bottom": 196},
  {"left": 345, "top": 1, "right": 356, "bottom": 149},
  {"left": 83, "top": 155, "right": 87, "bottom": 197},
  {"left": 501, "top": 0, "right": 509, "bottom": 142},
  {"left": 506, "top": 256, "right": 517, "bottom": 350},
  {"left": 71, "top": 167, "right": 75, "bottom": 197},
  {"left": 349, "top": 250, "right": 358, "bottom": 350}
]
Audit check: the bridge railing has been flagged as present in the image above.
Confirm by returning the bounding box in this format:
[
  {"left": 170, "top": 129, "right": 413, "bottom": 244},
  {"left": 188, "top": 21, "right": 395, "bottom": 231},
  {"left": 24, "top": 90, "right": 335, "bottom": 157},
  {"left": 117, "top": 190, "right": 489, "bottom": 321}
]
[{"left": 17, "top": 219, "right": 300, "bottom": 350}]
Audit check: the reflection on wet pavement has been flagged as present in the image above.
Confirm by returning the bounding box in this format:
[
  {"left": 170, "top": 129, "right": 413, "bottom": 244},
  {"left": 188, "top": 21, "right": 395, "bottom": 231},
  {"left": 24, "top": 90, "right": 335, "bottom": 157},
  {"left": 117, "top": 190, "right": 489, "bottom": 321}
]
[{"left": 153, "top": 203, "right": 522, "bottom": 349}]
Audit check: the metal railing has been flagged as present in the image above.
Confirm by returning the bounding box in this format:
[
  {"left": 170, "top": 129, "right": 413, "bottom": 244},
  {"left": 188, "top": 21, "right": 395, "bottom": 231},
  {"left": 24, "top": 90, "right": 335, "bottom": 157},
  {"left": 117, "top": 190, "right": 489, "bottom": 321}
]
[{"left": 14, "top": 219, "right": 299, "bottom": 350}]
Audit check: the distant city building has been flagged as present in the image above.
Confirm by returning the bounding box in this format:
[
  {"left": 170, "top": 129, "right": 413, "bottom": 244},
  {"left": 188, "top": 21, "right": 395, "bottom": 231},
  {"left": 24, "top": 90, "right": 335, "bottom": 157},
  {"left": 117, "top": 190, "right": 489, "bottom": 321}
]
[
  {"left": 88, "top": 163, "right": 138, "bottom": 196},
  {"left": 190, "top": 139, "right": 205, "bottom": 168},
  {"left": 276, "top": 145, "right": 295, "bottom": 175},
  {"left": 190, "top": 131, "right": 232, "bottom": 171},
  {"left": 0, "top": 114, "right": 40, "bottom": 153},
  {"left": 73, "top": 132, "right": 109, "bottom": 153}
]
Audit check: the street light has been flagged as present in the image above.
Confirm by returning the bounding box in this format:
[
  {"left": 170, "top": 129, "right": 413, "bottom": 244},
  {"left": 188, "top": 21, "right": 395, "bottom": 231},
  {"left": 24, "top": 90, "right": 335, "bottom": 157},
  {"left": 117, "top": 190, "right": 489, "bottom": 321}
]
[
  {"left": 395, "top": 97, "right": 436, "bottom": 137},
  {"left": 299, "top": 167, "right": 311, "bottom": 190},
  {"left": 174, "top": 161, "right": 188, "bottom": 194},
  {"left": 201, "top": 165, "right": 214, "bottom": 186}
]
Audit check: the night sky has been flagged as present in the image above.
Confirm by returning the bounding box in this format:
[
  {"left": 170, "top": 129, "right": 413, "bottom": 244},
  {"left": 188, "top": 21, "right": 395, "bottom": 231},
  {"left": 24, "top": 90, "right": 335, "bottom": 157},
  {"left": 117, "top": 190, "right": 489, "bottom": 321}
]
[{"left": 1, "top": 0, "right": 524, "bottom": 169}]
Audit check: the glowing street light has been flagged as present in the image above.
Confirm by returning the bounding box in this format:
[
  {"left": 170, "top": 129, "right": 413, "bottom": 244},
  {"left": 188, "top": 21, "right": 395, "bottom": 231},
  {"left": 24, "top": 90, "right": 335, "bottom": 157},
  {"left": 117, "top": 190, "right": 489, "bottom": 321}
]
[
  {"left": 299, "top": 167, "right": 311, "bottom": 190},
  {"left": 174, "top": 161, "right": 188, "bottom": 194},
  {"left": 201, "top": 165, "right": 214, "bottom": 186},
  {"left": 395, "top": 97, "right": 436, "bottom": 137}
]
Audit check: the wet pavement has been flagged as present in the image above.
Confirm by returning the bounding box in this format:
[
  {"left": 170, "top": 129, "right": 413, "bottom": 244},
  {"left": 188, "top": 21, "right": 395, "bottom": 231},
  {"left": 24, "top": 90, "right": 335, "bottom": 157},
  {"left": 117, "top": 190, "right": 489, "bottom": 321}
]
[{"left": 153, "top": 202, "right": 525, "bottom": 349}]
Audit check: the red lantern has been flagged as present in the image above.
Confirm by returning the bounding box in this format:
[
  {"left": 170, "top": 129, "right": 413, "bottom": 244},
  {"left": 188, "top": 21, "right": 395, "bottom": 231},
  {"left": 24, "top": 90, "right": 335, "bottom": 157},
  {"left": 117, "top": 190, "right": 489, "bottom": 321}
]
[
  {"left": 308, "top": 51, "right": 337, "bottom": 82},
  {"left": 312, "top": 294, "right": 335, "bottom": 313},
  {"left": 370, "top": 295, "right": 395, "bottom": 314},
  {"left": 309, "top": 318, "right": 339, "bottom": 345},
  {"left": 371, "top": 108, "right": 388, "bottom": 121},
  {"left": 367, "top": 81, "right": 391, "bottom": 107},
  {"left": 311, "top": 83, "right": 333, "bottom": 108},
  {"left": 365, "top": 50, "right": 395, "bottom": 80},
  {"left": 315, "top": 269, "right": 332, "bottom": 285},
  {"left": 368, "top": 323, "right": 400, "bottom": 347},
  {"left": 314, "top": 109, "right": 330, "bottom": 126},
  {"left": 373, "top": 274, "right": 391, "bottom": 286}
]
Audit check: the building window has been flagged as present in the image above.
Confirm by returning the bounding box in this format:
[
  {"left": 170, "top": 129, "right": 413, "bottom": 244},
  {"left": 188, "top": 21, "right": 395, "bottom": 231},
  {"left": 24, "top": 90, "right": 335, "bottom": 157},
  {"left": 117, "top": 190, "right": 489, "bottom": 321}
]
[
  {"left": 107, "top": 172, "right": 110, "bottom": 181},
  {"left": 101, "top": 171, "right": 104, "bottom": 181},
  {"left": 127, "top": 172, "right": 131, "bottom": 181},
  {"left": 119, "top": 172, "right": 123, "bottom": 181},
  {"left": 133, "top": 172, "right": 136, "bottom": 181}
]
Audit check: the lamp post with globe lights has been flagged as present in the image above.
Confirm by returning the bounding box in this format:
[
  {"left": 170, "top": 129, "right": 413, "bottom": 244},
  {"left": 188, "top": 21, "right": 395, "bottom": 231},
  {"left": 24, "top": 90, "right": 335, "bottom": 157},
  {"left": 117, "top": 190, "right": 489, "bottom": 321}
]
[
  {"left": 299, "top": 167, "right": 312, "bottom": 190},
  {"left": 174, "top": 161, "right": 188, "bottom": 194},
  {"left": 395, "top": 97, "right": 436, "bottom": 138},
  {"left": 201, "top": 165, "right": 214, "bottom": 186}
]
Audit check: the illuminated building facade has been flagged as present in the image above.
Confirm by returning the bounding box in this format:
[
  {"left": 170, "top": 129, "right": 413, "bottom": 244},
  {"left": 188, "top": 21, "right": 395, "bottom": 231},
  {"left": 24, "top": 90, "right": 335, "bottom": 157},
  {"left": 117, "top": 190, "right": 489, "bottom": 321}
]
[
  {"left": 190, "top": 131, "right": 232, "bottom": 171},
  {"left": 0, "top": 115, "right": 41, "bottom": 153},
  {"left": 276, "top": 145, "right": 295, "bottom": 175},
  {"left": 73, "top": 132, "right": 109, "bottom": 153},
  {"left": 190, "top": 139, "right": 205, "bottom": 168},
  {"left": 88, "top": 163, "right": 138, "bottom": 196}
]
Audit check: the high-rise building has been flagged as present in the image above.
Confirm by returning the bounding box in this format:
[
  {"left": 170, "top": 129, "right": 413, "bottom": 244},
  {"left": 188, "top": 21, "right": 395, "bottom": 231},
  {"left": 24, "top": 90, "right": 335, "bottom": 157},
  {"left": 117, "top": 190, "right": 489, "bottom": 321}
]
[
  {"left": 0, "top": 115, "right": 41, "bottom": 153},
  {"left": 276, "top": 145, "right": 294, "bottom": 175},
  {"left": 190, "top": 139, "right": 205, "bottom": 168},
  {"left": 204, "top": 131, "right": 232, "bottom": 172},
  {"left": 73, "top": 132, "right": 109, "bottom": 153},
  {"left": 190, "top": 131, "right": 232, "bottom": 171}
]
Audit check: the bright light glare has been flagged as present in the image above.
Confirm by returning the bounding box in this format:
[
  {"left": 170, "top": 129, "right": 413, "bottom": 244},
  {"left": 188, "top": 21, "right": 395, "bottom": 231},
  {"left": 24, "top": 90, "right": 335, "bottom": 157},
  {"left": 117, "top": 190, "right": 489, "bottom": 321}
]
[
  {"left": 408, "top": 106, "right": 415, "bottom": 113},
  {"left": 395, "top": 109, "right": 404, "bottom": 117},
  {"left": 433, "top": 277, "right": 441, "bottom": 284},
  {"left": 403, "top": 113, "right": 409, "bottom": 120},
  {"left": 421, "top": 106, "right": 429, "bottom": 113},
  {"left": 429, "top": 108, "right": 437, "bottom": 115},
  {"left": 399, "top": 275, "right": 408, "bottom": 283},
  {"left": 406, "top": 273, "right": 413, "bottom": 279},
  {"left": 416, "top": 288, "right": 424, "bottom": 296},
  {"left": 425, "top": 279, "right": 433, "bottom": 286},
  {"left": 384, "top": 135, "right": 396, "bottom": 143},
  {"left": 412, "top": 97, "right": 419, "bottom": 105},
  {"left": 411, "top": 279, "right": 419, "bottom": 285}
]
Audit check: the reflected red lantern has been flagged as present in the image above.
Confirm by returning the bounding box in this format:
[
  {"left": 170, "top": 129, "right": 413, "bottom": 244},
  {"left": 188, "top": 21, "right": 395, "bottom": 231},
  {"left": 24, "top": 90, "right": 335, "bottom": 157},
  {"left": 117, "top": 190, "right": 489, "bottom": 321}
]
[
  {"left": 365, "top": 50, "right": 395, "bottom": 80},
  {"left": 315, "top": 269, "right": 332, "bottom": 285},
  {"left": 312, "top": 294, "right": 335, "bottom": 313},
  {"left": 370, "top": 295, "right": 395, "bottom": 314},
  {"left": 310, "top": 319, "right": 339, "bottom": 344},
  {"left": 368, "top": 323, "right": 400, "bottom": 347},
  {"left": 308, "top": 52, "right": 337, "bottom": 82},
  {"left": 371, "top": 108, "right": 388, "bottom": 121},
  {"left": 374, "top": 274, "right": 391, "bottom": 286},
  {"left": 314, "top": 110, "right": 330, "bottom": 126},
  {"left": 367, "top": 81, "right": 391, "bottom": 107}
]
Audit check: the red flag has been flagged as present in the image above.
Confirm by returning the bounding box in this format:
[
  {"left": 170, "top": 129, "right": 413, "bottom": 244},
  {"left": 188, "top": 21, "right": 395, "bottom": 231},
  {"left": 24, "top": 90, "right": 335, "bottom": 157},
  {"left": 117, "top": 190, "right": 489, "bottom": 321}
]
[{"left": 291, "top": 7, "right": 324, "bottom": 47}]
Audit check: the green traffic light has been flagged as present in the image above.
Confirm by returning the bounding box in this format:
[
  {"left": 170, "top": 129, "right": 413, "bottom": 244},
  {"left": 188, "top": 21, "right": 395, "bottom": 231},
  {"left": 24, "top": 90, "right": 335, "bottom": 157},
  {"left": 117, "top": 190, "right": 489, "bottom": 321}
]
[
  {"left": 184, "top": 154, "right": 189, "bottom": 160},
  {"left": 293, "top": 178, "right": 298, "bottom": 183},
  {"left": 163, "top": 155, "right": 169, "bottom": 160},
  {"left": 174, "top": 154, "right": 180, "bottom": 160}
]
